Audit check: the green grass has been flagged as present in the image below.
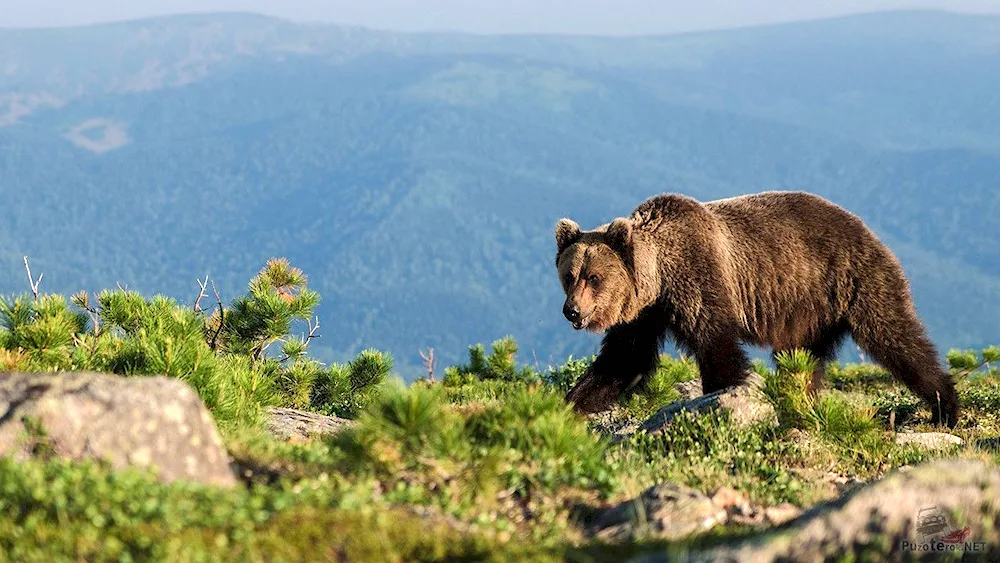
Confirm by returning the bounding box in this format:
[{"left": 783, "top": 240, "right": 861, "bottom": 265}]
[{"left": 1, "top": 262, "right": 999, "bottom": 559}]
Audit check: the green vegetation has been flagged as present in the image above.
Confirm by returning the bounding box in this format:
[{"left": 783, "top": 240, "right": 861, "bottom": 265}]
[
  {"left": 0, "top": 258, "right": 391, "bottom": 431},
  {"left": 0, "top": 259, "right": 997, "bottom": 560}
]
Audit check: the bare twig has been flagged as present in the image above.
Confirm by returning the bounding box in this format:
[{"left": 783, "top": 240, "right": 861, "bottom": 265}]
[
  {"left": 294, "top": 317, "right": 321, "bottom": 353},
  {"left": 116, "top": 281, "right": 129, "bottom": 292},
  {"left": 278, "top": 317, "right": 321, "bottom": 363},
  {"left": 419, "top": 347, "right": 438, "bottom": 383},
  {"left": 306, "top": 316, "right": 320, "bottom": 344},
  {"left": 22, "top": 256, "right": 42, "bottom": 300},
  {"left": 209, "top": 279, "right": 225, "bottom": 351},
  {"left": 193, "top": 275, "right": 210, "bottom": 312}
]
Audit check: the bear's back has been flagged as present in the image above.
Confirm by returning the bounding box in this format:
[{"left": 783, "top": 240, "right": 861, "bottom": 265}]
[{"left": 703, "top": 191, "right": 874, "bottom": 256}]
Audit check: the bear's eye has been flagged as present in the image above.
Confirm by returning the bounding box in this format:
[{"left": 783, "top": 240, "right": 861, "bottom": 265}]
[{"left": 587, "top": 274, "right": 601, "bottom": 285}]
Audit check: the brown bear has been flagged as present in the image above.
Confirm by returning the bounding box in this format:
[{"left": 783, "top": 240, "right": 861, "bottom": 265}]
[{"left": 554, "top": 190, "right": 960, "bottom": 428}]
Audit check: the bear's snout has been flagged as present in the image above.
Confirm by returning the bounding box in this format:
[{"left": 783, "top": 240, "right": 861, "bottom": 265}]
[
  {"left": 563, "top": 302, "right": 580, "bottom": 322},
  {"left": 563, "top": 302, "right": 590, "bottom": 329}
]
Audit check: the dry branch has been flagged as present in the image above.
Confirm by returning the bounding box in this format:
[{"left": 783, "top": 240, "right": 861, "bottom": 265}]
[
  {"left": 419, "top": 347, "right": 438, "bottom": 382},
  {"left": 22, "top": 255, "right": 42, "bottom": 299},
  {"left": 193, "top": 275, "right": 210, "bottom": 312}
]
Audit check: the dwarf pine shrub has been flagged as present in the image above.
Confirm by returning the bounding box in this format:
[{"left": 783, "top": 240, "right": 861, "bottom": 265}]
[
  {"left": 442, "top": 335, "right": 543, "bottom": 386},
  {"left": 0, "top": 258, "right": 392, "bottom": 430},
  {"left": 947, "top": 345, "right": 1000, "bottom": 378},
  {"left": 962, "top": 374, "right": 1000, "bottom": 412}
]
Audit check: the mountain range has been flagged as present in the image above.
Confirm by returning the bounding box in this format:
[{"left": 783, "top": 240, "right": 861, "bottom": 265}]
[{"left": 2, "top": 9, "right": 999, "bottom": 379}]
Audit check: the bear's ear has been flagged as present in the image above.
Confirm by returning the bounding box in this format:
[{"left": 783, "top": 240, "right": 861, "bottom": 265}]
[
  {"left": 555, "top": 218, "right": 582, "bottom": 253},
  {"left": 606, "top": 217, "right": 633, "bottom": 254}
]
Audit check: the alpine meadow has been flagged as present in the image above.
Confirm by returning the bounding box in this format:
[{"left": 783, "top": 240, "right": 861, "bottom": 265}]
[{"left": 1, "top": 9, "right": 1000, "bottom": 561}]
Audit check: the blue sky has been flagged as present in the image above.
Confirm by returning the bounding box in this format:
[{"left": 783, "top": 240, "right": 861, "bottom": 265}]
[{"left": 2, "top": 0, "right": 999, "bottom": 34}]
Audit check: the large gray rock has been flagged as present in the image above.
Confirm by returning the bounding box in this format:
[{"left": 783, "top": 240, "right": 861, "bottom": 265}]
[
  {"left": 638, "top": 372, "right": 777, "bottom": 436},
  {"left": 264, "top": 406, "right": 355, "bottom": 442},
  {"left": 0, "top": 371, "right": 237, "bottom": 487},
  {"left": 629, "top": 459, "right": 1000, "bottom": 562}
]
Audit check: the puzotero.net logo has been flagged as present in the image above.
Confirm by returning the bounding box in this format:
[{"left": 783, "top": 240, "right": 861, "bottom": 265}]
[{"left": 900, "top": 504, "right": 988, "bottom": 553}]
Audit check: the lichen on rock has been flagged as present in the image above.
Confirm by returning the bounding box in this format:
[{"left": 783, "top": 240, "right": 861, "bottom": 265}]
[{"left": 0, "top": 371, "right": 237, "bottom": 487}]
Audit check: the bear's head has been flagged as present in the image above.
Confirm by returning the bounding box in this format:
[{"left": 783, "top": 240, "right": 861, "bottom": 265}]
[{"left": 554, "top": 216, "right": 643, "bottom": 332}]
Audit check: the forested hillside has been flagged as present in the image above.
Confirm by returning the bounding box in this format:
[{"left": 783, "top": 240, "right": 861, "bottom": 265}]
[{"left": 2, "top": 10, "right": 999, "bottom": 378}]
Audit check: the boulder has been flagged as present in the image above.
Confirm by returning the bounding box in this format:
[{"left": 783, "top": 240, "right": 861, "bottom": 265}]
[{"left": 0, "top": 371, "right": 236, "bottom": 487}]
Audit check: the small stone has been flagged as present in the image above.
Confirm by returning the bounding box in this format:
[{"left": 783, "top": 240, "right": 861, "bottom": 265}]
[
  {"left": 895, "top": 432, "right": 964, "bottom": 450},
  {"left": 764, "top": 503, "right": 802, "bottom": 525},
  {"left": 727, "top": 509, "right": 766, "bottom": 527},
  {"left": 675, "top": 378, "right": 704, "bottom": 401},
  {"left": 826, "top": 472, "right": 865, "bottom": 493},
  {"left": 588, "top": 405, "right": 641, "bottom": 443},
  {"left": 973, "top": 436, "right": 1000, "bottom": 452},
  {"left": 711, "top": 486, "right": 748, "bottom": 510}
]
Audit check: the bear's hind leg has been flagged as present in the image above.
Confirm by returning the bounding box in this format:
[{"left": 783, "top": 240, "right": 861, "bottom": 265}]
[{"left": 848, "top": 296, "right": 959, "bottom": 428}]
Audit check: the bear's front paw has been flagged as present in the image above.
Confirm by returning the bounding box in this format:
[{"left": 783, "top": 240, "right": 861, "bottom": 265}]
[{"left": 565, "top": 371, "right": 623, "bottom": 414}]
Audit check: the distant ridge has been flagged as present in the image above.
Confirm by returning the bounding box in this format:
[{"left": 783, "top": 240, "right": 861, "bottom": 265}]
[
  {"left": 1, "top": 9, "right": 998, "bottom": 379},
  {"left": 3, "top": 8, "right": 998, "bottom": 36}
]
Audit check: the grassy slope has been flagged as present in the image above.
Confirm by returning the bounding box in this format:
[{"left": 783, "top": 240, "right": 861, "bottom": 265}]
[
  {"left": 0, "top": 254, "right": 996, "bottom": 560},
  {"left": 3, "top": 335, "right": 999, "bottom": 561}
]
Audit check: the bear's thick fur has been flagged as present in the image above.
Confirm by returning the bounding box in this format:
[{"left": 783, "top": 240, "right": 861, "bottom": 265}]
[{"left": 554, "top": 191, "right": 959, "bottom": 428}]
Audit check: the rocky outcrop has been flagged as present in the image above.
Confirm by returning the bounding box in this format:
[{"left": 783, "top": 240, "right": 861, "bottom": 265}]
[
  {"left": 638, "top": 372, "right": 777, "bottom": 436},
  {"left": 0, "top": 371, "right": 237, "bottom": 487},
  {"left": 586, "top": 482, "right": 728, "bottom": 542},
  {"left": 628, "top": 459, "right": 1000, "bottom": 562},
  {"left": 673, "top": 378, "right": 704, "bottom": 401},
  {"left": 591, "top": 373, "right": 777, "bottom": 444},
  {"left": 584, "top": 481, "right": 805, "bottom": 543},
  {"left": 264, "top": 406, "right": 355, "bottom": 442}
]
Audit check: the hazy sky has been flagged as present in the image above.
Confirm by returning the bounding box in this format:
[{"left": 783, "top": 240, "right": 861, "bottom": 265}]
[{"left": 3, "top": 0, "right": 1000, "bottom": 35}]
